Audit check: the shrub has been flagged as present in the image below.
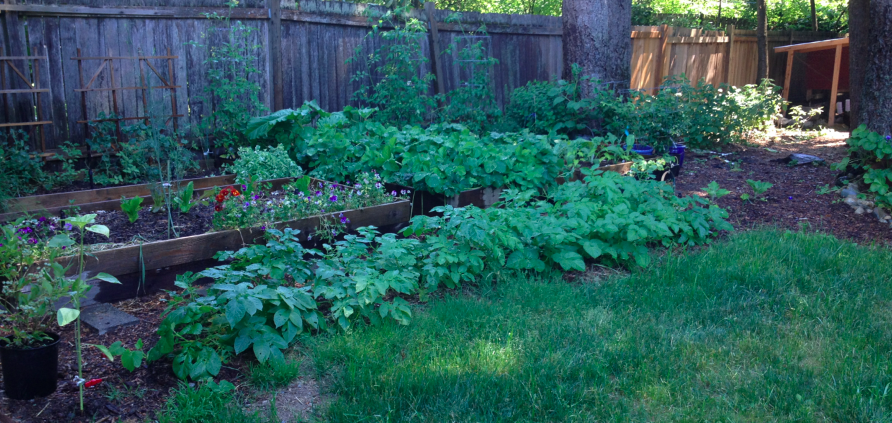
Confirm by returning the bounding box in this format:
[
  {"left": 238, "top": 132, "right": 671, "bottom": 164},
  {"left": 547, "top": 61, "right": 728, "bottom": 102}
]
[
  {"left": 503, "top": 64, "right": 597, "bottom": 136},
  {"left": 836, "top": 125, "right": 892, "bottom": 208}
]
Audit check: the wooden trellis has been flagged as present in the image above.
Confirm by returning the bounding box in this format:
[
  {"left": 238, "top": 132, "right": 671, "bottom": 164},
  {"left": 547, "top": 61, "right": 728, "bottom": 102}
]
[
  {"left": 0, "top": 46, "right": 51, "bottom": 151},
  {"left": 72, "top": 48, "right": 183, "bottom": 141}
]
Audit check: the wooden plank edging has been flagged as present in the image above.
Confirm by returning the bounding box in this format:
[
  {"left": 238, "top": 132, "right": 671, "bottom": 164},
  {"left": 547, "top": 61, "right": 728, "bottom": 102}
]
[{"left": 59, "top": 199, "right": 411, "bottom": 278}]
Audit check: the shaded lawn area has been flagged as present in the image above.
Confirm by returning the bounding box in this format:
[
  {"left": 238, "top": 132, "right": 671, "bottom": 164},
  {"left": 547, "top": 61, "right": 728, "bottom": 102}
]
[{"left": 309, "top": 230, "right": 892, "bottom": 422}]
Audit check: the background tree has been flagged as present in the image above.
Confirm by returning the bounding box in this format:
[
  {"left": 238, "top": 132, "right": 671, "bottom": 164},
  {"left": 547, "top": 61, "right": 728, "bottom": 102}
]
[
  {"left": 756, "top": 0, "right": 768, "bottom": 81},
  {"left": 848, "top": 0, "right": 892, "bottom": 131},
  {"left": 562, "top": 0, "right": 632, "bottom": 96}
]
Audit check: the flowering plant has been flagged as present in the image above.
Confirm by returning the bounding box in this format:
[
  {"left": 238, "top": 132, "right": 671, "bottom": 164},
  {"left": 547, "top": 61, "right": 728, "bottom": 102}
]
[
  {"left": 0, "top": 218, "right": 67, "bottom": 348},
  {"left": 212, "top": 173, "right": 407, "bottom": 232}
]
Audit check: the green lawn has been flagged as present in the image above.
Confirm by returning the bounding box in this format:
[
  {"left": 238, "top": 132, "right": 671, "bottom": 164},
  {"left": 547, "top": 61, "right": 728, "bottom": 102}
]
[{"left": 309, "top": 230, "right": 892, "bottom": 422}]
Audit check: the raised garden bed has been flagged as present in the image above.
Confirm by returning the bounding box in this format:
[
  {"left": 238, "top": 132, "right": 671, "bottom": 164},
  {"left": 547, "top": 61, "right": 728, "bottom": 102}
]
[
  {"left": 409, "top": 187, "right": 503, "bottom": 216},
  {"left": 1, "top": 173, "right": 240, "bottom": 221}
]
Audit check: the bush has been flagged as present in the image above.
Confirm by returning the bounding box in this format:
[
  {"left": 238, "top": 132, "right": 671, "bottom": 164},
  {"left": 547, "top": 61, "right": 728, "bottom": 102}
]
[
  {"left": 836, "top": 125, "right": 892, "bottom": 208},
  {"left": 226, "top": 144, "right": 304, "bottom": 185},
  {"left": 503, "top": 64, "right": 597, "bottom": 135}
]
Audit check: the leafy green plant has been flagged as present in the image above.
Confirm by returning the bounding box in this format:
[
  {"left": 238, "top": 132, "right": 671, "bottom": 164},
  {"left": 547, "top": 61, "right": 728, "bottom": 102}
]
[
  {"left": 348, "top": 9, "right": 436, "bottom": 127},
  {"left": 0, "top": 220, "right": 66, "bottom": 348},
  {"left": 121, "top": 197, "right": 144, "bottom": 223},
  {"left": 703, "top": 181, "right": 730, "bottom": 201},
  {"left": 173, "top": 181, "right": 195, "bottom": 214},
  {"left": 503, "top": 64, "right": 597, "bottom": 136},
  {"left": 836, "top": 125, "right": 892, "bottom": 209},
  {"left": 48, "top": 214, "right": 121, "bottom": 412},
  {"left": 226, "top": 144, "right": 304, "bottom": 185},
  {"left": 788, "top": 105, "right": 823, "bottom": 130},
  {"left": 437, "top": 15, "right": 501, "bottom": 132},
  {"left": 91, "top": 339, "right": 145, "bottom": 372},
  {"left": 0, "top": 130, "right": 50, "bottom": 200},
  {"left": 191, "top": 1, "right": 265, "bottom": 157},
  {"left": 746, "top": 179, "right": 774, "bottom": 200}
]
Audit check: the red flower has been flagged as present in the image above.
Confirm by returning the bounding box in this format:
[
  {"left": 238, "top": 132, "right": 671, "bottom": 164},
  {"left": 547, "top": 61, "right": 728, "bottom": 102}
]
[
  {"left": 231, "top": 189, "right": 241, "bottom": 197},
  {"left": 84, "top": 378, "right": 103, "bottom": 388},
  {"left": 215, "top": 193, "right": 226, "bottom": 202},
  {"left": 214, "top": 203, "right": 223, "bottom": 212}
]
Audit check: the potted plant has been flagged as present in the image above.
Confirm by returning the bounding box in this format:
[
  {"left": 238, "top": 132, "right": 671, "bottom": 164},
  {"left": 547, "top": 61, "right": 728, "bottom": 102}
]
[{"left": 0, "top": 218, "right": 66, "bottom": 400}]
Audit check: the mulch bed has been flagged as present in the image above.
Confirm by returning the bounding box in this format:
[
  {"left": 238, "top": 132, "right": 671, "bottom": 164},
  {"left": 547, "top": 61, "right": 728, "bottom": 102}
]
[{"left": 675, "top": 129, "right": 892, "bottom": 245}]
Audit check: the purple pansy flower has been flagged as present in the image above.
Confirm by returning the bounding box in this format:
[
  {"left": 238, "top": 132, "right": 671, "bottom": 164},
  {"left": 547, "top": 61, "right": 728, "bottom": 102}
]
[{"left": 329, "top": 195, "right": 338, "bottom": 202}]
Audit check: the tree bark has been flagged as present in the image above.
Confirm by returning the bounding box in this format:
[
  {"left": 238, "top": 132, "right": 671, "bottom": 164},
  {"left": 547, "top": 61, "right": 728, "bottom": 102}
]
[
  {"left": 810, "top": 0, "right": 818, "bottom": 31},
  {"left": 562, "top": 0, "right": 632, "bottom": 97},
  {"left": 849, "top": 0, "right": 892, "bottom": 132},
  {"left": 756, "top": 0, "right": 768, "bottom": 82}
]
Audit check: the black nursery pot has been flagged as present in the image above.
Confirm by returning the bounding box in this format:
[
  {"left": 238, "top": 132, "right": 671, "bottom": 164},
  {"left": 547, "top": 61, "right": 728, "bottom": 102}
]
[{"left": 0, "top": 332, "right": 61, "bottom": 400}]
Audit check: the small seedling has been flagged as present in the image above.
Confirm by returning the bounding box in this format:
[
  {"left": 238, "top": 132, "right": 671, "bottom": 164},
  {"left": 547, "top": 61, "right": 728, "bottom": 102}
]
[
  {"left": 730, "top": 161, "right": 743, "bottom": 172},
  {"left": 173, "top": 182, "right": 195, "bottom": 213},
  {"left": 120, "top": 197, "right": 143, "bottom": 223},
  {"left": 702, "top": 181, "right": 730, "bottom": 202},
  {"left": 740, "top": 193, "right": 751, "bottom": 202},
  {"left": 746, "top": 179, "right": 773, "bottom": 201}
]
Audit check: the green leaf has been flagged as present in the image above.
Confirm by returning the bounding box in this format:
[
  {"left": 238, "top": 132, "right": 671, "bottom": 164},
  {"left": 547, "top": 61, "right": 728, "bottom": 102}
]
[
  {"left": 89, "top": 344, "right": 115, "bottom": 361},
  {"left": 552, "top": 250, "right": 586, "bottom": 271},
  {"left": 49, "top": 234, "right": 75, "bottom": 248},
  {"left": 95, "top": 272, "right": 121, "bottom": 284},
  {"left": 86, "top": 224, "right": 110, "bottom": 238},
  {"left": 64, "top": 214, "right": 97, "bottom": 229},
  {"left": 225, "top": 299, "right": 247, "bottom": 328},
  {"left": 253, "top": 342, "right": 271, "bottom": 363},
  {"left": 57, "top": 308, "right": 80, "bottom": 326},
  {"left": 581, "top": 241, "right": 603, "bottom": 260}
]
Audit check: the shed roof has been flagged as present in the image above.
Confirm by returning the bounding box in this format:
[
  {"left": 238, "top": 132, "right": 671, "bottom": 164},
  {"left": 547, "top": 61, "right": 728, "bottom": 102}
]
[{"left": 774, "top": 37, "right": 848, "bottom": 54}]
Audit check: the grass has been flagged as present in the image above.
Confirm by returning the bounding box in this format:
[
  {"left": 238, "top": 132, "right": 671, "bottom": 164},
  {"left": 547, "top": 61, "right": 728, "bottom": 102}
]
[
  {"left": 310, "top": 229, "right": 892, "bottom": 422},
  {"left": 155, "top": 382, "right": 281, "bottom": 423},
  {"left": 248, "top": 356, "right": 303, "bottom": 391}
]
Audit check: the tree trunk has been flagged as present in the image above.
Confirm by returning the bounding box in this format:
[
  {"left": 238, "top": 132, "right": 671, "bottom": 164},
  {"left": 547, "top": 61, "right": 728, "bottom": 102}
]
[
  {"left": 562, "top": 0, "right": 632, "bottom": 97},
  {"left": 756, "top": 0, "right": 768, "bottom": 82},
  {"left": 849, "top": 0, "right": 892, "bottom": 132},
  {"left": 810, "top": 0, "right": 818, "bottom": 31}
]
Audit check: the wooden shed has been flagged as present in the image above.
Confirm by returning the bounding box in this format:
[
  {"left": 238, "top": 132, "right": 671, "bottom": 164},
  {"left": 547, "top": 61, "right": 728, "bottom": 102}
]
[{"left": 775, "top": 37, "right": 849, "bottom": 122}]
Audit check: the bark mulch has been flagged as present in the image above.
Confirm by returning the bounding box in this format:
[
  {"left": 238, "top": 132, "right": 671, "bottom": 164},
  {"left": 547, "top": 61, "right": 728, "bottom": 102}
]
[{"left": 675, "top": 129, "right": 892, "bottom": 246}]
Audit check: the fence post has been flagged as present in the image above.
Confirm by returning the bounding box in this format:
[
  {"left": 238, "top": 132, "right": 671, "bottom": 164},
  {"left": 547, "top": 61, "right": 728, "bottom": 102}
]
[
  {"left": 725, "top": 24, "right": 735, "bottom": 85},
  {"left": 654, "top": 24, "right": 670, "bottom": 94},
  {"left": 268, "top": 0, "right": 284, "bottom": 111},
  {"left": 424, "top": 2, "right": 446, "bottom": 99}
]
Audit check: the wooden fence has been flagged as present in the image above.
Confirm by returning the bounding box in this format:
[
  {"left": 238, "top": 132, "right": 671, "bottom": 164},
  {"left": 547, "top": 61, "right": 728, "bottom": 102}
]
[
  {"left": 0, "top": 0, "right": 836, "bottom": 152},
  {"left": 630, "top": 25, "right": 840, "bottom": 92}
]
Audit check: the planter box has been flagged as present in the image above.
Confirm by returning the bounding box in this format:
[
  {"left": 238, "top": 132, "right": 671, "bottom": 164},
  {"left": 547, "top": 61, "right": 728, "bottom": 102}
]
[
  {"left": 60, "top": 199, "right": 412, "bottom": 280},
  {"left": 408, "top": 187, "right": 503, "bottom": 216},
  {"left": 556, "top": 161, "right": 634, "bottom": 184},
  {"left": 1, "top": 174, "right": 244, "bottom": 221}
]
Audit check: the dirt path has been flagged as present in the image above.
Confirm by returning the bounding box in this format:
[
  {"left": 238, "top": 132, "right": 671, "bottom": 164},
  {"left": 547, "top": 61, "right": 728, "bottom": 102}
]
[{"left": 675, "top": 129, "right": 892, "bottom": 245}]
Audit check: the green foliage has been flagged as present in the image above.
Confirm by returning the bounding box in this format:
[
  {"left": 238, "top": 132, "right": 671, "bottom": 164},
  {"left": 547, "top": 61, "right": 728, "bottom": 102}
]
[
  {"left": 153, "top": 173, "right": 732, "bottom": 381},
  {"left": 788, "top": 105, "right": 823, "bottom": 130},
  {"left": 247, "top": 356, "right": 302, "bottom": 390},
  {"left": 632, "top": 0, "right": 848, "bottom": 33},
  {"left": 173, "top": 181, "right": 196, "bottom": 214},
  {"left": 349, "top": 10, "right": 436, "bottom": 127},
  {"left": 0, "top": 219, "right": 66, "bottom": 347},
  {"left": 702, "top": 181, "right": 730, "bottom": 201},
  {"left": 503, "top": 64, "right": 597, "bottom": 136},
  {"left": 120, "top": 197, "right": 143, "bottom": 223},
  {"left": 155, "top": 380, "right": 279, "bottom": 423},
  {"left": 837, "top": 125, "right": 892, "bottom": 209},
  {"left": 312, "top": 229, "right": 892, "bottom": 421},
  {"left": 247, "top": 105, "right": 563, "bottom": 197},
  {"left": 191, "top": 2, "right": 265, "bottom": 157},
  {"left": 437, "top": 17, "right": 501, "bottom": 133},
  {"left": 90, "top": 339, "right": 145, "bottom": 372},
  {"left": 226, "top": 144, "right": 304, "bottom": 185},
  {"left": 0, "top": 130, "right": 51, "bottom": 200},
  {"left": 746, "top": 179, "right": 774, "bottom": 200},
  {"left": 600, "top": 76, "right": 785, "bottom": 150}
]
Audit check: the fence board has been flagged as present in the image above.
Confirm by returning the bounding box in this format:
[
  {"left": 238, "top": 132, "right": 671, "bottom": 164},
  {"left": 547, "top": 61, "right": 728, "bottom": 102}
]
[{"left": 0, "top": 1, "right": 840, "bottom": 152}]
